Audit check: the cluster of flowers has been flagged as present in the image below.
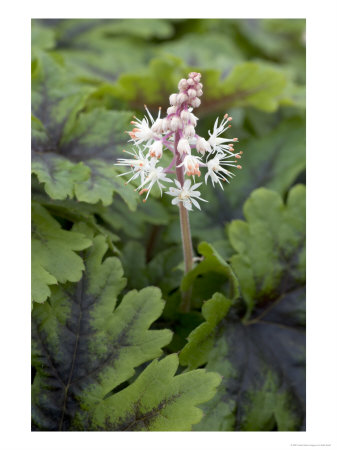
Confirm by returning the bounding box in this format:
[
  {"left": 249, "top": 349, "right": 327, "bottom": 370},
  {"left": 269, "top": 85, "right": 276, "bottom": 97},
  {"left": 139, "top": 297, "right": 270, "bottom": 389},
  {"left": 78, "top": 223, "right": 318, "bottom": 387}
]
[{"left": 116, "top": 72, "right": 242, "bottom": 211}]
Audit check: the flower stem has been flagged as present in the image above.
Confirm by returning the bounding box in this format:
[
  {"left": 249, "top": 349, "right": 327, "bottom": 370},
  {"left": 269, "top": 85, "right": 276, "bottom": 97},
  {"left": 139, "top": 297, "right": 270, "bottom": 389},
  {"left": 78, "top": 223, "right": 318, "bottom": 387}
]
[
  {"left": 178, "top": 202, "right": 194, "bottom": 273},
  {"left": 174, "top": 132, "right": 193, "bottom": 312}
]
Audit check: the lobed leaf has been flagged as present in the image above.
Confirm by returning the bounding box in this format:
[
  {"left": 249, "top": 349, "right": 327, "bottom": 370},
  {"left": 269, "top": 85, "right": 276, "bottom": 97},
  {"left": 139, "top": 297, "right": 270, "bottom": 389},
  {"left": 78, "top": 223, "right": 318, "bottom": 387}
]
[
  {"left": 158, "top": 33, "right": 244, "bottom": 73},
  {"left": 181, "top": 241, "right": 239, "bottom": 305},
  {"left": 179, "top": 293, "right": 232, "bottom": 370},
  {"left": 31, "top": 53, "right": 138, "bottom": 209},
  {"left": 31, "top": 203, "right": 92, "bottom": 305},
  {"left": 228, "top": 185, "right": 306, "bottom": 317},
  {"left": 37, "top": 19, "right": 173, "bottom": 83},
  {"left": 32, "top": 236, "right": 220, "bottom": 431},
  {"left": 224, "top": 117, "right": 306, "bottom": 217},
  {"left": 32, "top": 236, "right": 173, "bottom": 430},
  {"left": 193, "top": 290, "right": 305, "bottom": 431},
  {"left": 87, "top": 354, "right": 221, "bottom": 431},
  {"left": 182, "top": 186, "right": 306, "bottom": 431},
  {"left": 109, "top": 57, "right": 290, "bottom": 115}
]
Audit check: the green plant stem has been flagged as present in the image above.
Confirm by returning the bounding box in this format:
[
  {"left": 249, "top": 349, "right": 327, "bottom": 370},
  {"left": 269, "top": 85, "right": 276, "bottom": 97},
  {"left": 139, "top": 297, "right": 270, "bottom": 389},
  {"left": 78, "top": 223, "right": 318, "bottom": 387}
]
[{"left": 174, "top": 132, "right": 193, "bottom": 312}]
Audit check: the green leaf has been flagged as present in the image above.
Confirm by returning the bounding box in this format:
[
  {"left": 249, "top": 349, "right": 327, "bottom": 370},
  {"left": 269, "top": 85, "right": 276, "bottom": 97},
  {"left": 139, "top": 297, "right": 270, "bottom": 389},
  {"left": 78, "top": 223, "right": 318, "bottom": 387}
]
[
  {"left": 100, "top": 196, "right": 170, "bottom": 239},
  {"left": 224, "top": 117, "right": 306, "bottom": 217},
  {"left": 31, "top": 22, "right": 55, "bottom": 55},
  {"left": 180, "top": 293, "right": 232, "bottom": 370},
  {"left": 54, "top": 18, "right": 174, "bottom": 44},
  {"left": 32, "top": 236, "right": 172, "bottom": 430},
  {"left": 86, "top": 354, "right": 221, "bottom": 431},
  {"left": 120, "top": 241, "right": 148, "bottom": 290},
  {"left": 189, "top": 186, "right": 306, "bottom": 431},
  {"left": 181, "top": 242, "right": 239, "bottom": 305},
  {"left": 220, "top": 62, "right": 287, "bottom": 112},
  {"left": 158, "top": 33, "right": 244, "bottom": 72},
  {"left": 228, "top": 185, "right": 305, "bottom": 317},
  {"left": 147, "top": 247, "right": 183, "bottom": 298},
  {"left": 234, "top": 19, "right": 306, "bottom": 83},
  {"left": 193, "top": 288, "right": 305, "bottom": 431},
  {"left": 31, "top": 190, "right": 121, "bottom": 246},
  {"left": 110, "top": 57, "right": 289, "bottom": 115},
  {"left": 32, "top": 236, "right": 220, "bottom": 430},
  {"left": 110, "top": 55, "right": 187, "bottom": 106},
  {"left": 31, "top": 53, "right": 138, "bottom": 209},
  {"left": 45, "top": 19, "right": 173, "bottom": 84},
  {"left": 96, "top": 18, "right": 174, "bottom": 40},
  {"left": 31, "top": 203, "right": 92, "bottom": 305},
  {"left": 31, "top": 149, "right": 91, "bottom": 201}
]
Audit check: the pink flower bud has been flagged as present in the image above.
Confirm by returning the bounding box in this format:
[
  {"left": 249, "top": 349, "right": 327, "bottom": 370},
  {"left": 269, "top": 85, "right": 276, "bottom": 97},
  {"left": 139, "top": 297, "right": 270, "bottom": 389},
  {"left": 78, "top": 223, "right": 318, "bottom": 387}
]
[
  {"left": 169, "top": 93, "right": 178, "bottom": 106},
  {"left": 177, "top": 93, "right": 188, "bottom": 105},
  {"left": 161, "top": 117, "right": 170, "bottom": 132},
  {"left": 187, "top": 78, "right": 194, "bottom": 86},
  {"left": 193, "top": 73, "right": 201, "bottom": 83},
  {"left": 187, "top": 88, "right": 197, "bottom": 98},
  {"left": 196, "top": 137, "right": 211, "bottom": 155},
  {"left": 184, "top": 124, "right": 195, "bottom": 138},
  {"left": 170, "top": 116, "right": 182, "bottom": 131},
  {"left": 151, "top": 119, "right": 163, "bottom": 133},
  {"left": 178, "top": 78, "right": 188, "bottom": 90},
  {"left": 177, "top": 138, "right": 191, "bottom": 156},
  {"left": 167, "top": 106, "right": 177, "bottom": 115},
  {"left": 190, "top": 97, "right": 201, "bottom": 108},
  {"left": 180, "top": 109, "right": 190, "bottom": 123},
  {"left": 189, "top": 112, "right": 198, "bottom": 126},
  {"left": 196, "top": 89, "right": 203, "bottom": 96}
]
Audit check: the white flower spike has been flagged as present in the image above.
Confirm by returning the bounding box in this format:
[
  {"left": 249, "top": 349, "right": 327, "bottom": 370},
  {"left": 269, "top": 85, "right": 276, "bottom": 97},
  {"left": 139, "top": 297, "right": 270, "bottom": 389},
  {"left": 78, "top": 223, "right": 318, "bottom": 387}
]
[{"left": 116, "top": 71, "right": 243, "bottom": 211}]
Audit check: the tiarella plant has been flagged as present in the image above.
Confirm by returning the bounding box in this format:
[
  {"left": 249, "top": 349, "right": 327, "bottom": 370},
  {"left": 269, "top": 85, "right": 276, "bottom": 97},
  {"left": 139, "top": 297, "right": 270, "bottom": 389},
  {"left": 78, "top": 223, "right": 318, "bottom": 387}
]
[
  {"left": 31, "top": 19, "right": 306, "bottom": 433},
  {"left": 116, "top": 72, "right": 242, "bottom": 309}
]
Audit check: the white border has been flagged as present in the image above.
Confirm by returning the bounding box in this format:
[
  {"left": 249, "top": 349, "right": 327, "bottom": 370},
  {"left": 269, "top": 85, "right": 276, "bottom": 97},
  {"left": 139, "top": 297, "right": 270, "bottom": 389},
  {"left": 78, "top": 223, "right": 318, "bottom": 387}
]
[{"left": 1, "top": 1, "right": 337, "bottom": 449}]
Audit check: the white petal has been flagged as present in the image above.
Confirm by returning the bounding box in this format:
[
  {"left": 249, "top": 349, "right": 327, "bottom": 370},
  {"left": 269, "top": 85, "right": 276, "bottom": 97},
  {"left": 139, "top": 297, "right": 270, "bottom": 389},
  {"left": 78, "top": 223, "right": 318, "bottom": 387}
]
[
  {"left": 190, "top": 190, "right": 201, "bottom": 198},
  {"left": 191, "top": 182, "right": 202, "bottom": 190},
  {"left": 183, "top": 179, "right": 191, "bottom": 190},
  {"left": 183, "top": 200, "right": 192, "bottom": 211},
  {"left": 174, "top": 179, "right": 182, "bottom": 189},
  {"left": 190, "top": 198, "right": 201, "bottom": 210}
]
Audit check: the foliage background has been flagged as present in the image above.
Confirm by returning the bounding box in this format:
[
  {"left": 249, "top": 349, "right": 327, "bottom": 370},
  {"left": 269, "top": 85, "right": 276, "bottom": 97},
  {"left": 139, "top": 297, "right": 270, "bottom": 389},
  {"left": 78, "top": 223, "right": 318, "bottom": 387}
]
[{"left": 31, "top": 18, "right": 306, "bottom": 431}]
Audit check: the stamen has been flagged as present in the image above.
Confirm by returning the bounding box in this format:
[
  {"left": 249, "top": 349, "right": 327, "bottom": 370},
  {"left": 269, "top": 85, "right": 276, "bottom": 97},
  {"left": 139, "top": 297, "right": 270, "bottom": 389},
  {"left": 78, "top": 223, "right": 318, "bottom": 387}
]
[{"left": 139, "top": 188, "right": 149, "bottom": 195}]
